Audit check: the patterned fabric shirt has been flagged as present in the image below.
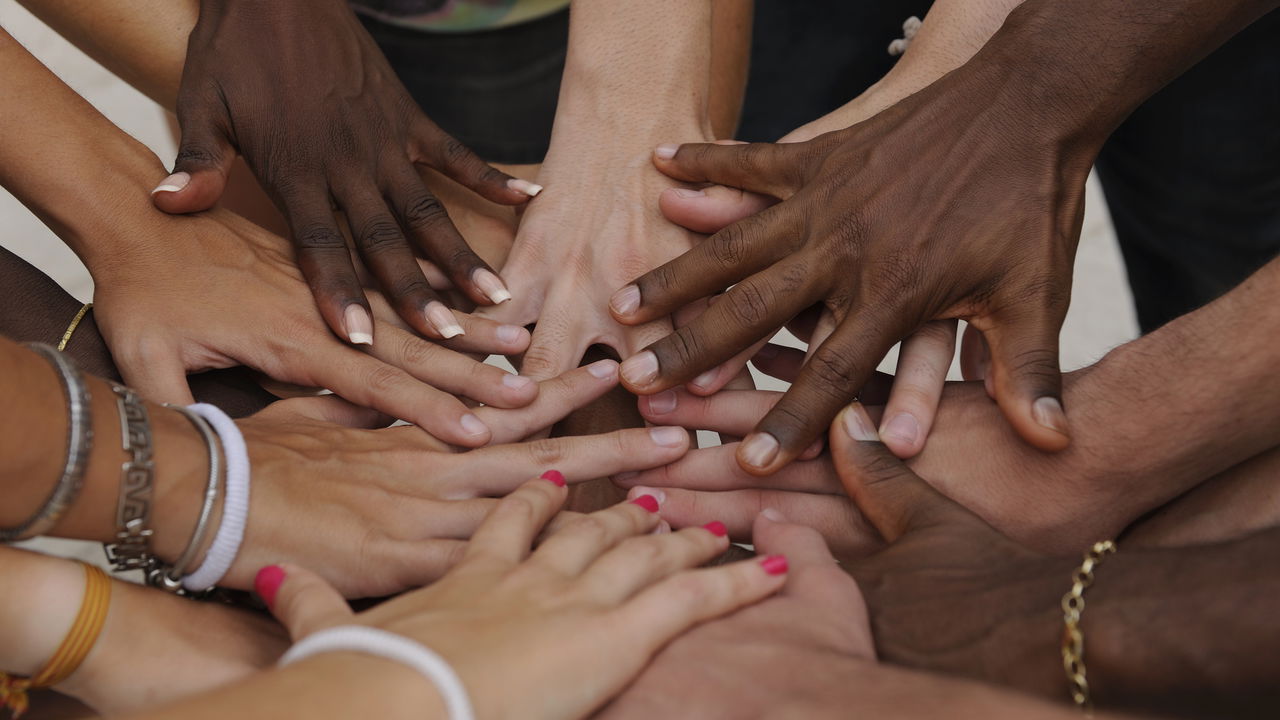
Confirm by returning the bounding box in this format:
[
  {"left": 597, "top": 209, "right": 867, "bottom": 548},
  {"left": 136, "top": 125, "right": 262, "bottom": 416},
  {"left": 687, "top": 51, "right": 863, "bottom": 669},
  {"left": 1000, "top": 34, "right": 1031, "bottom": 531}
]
[{"left": 350, "top": 0, "right": 569, "bottom": 32}]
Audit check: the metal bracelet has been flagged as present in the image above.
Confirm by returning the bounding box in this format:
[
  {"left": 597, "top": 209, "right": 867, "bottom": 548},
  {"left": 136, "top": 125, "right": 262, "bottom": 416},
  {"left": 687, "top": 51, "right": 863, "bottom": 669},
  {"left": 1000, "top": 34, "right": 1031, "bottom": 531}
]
[
  {"left": 151, "top": 405, "right": 223, "bottom": 593},
  {"left": 1, "top": 344, "right": 93, "bottom": 542},
  {"left": 103, "top": 384, "right": 161, "bottom": 574},
  {"left": 1061, "top": 539, "right": 1116, "bottom": 713}
]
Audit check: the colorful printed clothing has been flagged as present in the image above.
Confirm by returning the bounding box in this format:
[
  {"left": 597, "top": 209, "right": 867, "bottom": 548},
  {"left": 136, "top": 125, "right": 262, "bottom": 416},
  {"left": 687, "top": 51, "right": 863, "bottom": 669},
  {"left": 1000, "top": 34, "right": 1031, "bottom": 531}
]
[{"left": 350, "top": 0, "right": 569, "bottom": 33}]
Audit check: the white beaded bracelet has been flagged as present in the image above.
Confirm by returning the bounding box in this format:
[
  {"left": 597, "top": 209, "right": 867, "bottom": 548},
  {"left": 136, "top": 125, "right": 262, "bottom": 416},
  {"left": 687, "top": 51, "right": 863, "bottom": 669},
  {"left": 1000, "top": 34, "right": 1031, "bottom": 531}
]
[
  {"left": 181, "top": 403, "right": 250, "bottom": 591},
  {"left": 279, "top": 626, "right": 474, "bottom": 720}
]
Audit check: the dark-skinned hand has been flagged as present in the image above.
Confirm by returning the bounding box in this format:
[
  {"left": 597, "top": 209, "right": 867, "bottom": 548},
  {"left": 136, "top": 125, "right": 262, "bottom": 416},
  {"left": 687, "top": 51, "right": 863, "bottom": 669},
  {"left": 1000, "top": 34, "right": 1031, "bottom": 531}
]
[
  {"left": 612, "top": 58, "right": 1093, "bottom": 474},
  {"left": 153, "top": 0, "right": 541, "bottom": 344}
]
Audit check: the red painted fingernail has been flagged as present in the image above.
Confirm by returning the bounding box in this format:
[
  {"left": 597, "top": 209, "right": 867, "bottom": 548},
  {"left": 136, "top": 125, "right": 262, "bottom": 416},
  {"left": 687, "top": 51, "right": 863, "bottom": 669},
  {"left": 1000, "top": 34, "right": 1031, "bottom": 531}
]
[
  {"left": 702, "top": 521, "right": 728, "bottom": 537},
  {"left": 630, "top": 494, "right": 660, "bottom": 513},
  {"left": 759, "top": 555, "right": 789, "bottom": 576},
  {"left": 540, "top": 470, "right": 566, "bottom": 487},
  {"left": 254, "top": 565, "right": 286, "bottom": 609}
]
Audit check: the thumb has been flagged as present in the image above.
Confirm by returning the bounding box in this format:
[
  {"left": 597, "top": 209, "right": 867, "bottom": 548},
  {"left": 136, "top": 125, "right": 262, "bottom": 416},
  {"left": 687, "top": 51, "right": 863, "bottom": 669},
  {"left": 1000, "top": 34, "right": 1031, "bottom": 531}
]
[
  {"left": 982, "top": 307, "right": 1070, "bottom": 452},
  {"left": 658, "top": 184, "right": 777, "bottom": 235},
  {"left": 255, "top": 564, "right": 353, "bottom": 641},
  {"left": 116, "top": 344, "right": 195, "bottom": 406},
  {"left": 250, "top": 395, "right": 391, "bottom": 428},
  {"left": 829, "top": 402, "right": 964, "bottom": 543},
  {"left": 153, "top": 97, "right": 236, "bottom": 214}
]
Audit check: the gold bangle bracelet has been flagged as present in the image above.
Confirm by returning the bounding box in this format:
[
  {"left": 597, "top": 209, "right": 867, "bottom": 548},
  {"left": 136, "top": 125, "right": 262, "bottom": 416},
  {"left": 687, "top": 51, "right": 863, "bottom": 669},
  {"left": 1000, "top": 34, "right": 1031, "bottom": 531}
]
[
  {"left": 1061, "top": 540, "right": 1116, "bottom": 713},
  {"left": 56, "top": 303, "right": 93, "bottom": 353}
]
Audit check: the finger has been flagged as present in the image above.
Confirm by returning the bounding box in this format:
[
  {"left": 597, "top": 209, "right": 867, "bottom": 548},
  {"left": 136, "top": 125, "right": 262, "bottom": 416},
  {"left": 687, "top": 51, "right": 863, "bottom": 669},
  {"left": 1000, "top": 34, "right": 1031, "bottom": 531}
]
[
  {"left": 415, "top": 122, "right": 537, "bottom": 205},
  {"left": 651, "top": 140, "right": 811, "bottom": 198},
  {"left": 473, "top": 360, "right": 618, "bottom": 443},
  {"left": 982, "top": 306, "right": 1070, "bottom": 452},
  {"left": 879, "top": 320, "right": 956, "bottom": 459},
  {"left": 116, "top": 343, "right": 195, "bottom": 405},
  {"left": 519, "top": 316, "right": 588, "bottom": 381},
  {"left": 684, "top": 336, "right": 768, "bottom": 396},
  {"left": 463, "top": 475, "right": 567, "bottom": 568},
  {"left": 250, "top": 395, "right": 389, "bottom": 428},
  {"left": 155, "top": 93, "right": 235, "bottom": 213},
  {"left": 739, "top": 311, "right": 900, "bottom": 474},
  {"left": 437, "top": 313, "right": 530, "bottom": 356},
  {"left": 638, "top": 388, "right": 781, "bottom": 437},
  {"left": 613, "top": 443, "right": 842, "bottom": 495},
  {"left": 658, "top": 184, "right": 776, "bottom": 235},
  {"left": 750, "top": 342, "right": 806, "bottom": 383},
  {"left": 369, "top": 325, "right": 537, "bottom": 409},
  {"left": 581, "top": 524, "right": 731, "bottom": 603},
  {"left": 282, "top": 187, "right": 373, "bottom": 346},
  {"left": 257, "top": 564, "right": 352, "bottom": 640},
  {"left": 750, "top": 511, "right": 837, "bottom": 567},
  {"left": 530, "top": 495, "right": 663, "bottom": 576},
  {"left": 610, "top": 204, "right": 799, "bottom": 325},
  {"left": 958, "top": 323, "right": 991, "bottom": 383},
  {"left": 455, "top": 426, "right": 691, "bottom": 497},
  {"left": 830, "top": 401, "right": 966, "bottom": 542}
]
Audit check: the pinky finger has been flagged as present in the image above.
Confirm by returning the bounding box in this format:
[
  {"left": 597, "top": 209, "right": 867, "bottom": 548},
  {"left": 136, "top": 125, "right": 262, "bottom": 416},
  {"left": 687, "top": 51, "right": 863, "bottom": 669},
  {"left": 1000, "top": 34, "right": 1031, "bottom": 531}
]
[{"left": 257, "top": 564, "right": 352, "bottom": 641}]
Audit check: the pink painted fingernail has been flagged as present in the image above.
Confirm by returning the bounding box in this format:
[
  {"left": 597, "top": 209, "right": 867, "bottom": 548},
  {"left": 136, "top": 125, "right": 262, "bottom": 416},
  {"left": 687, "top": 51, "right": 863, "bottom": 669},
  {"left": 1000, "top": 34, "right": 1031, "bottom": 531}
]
[
  {"left": 702, "top": 521, "right": 728, "bottom": 537},
  {"left": 151, "top": 171, "right": 190, "bottom": 195},
  {"left": 472, "top": 269, "right": 512, "bottom": 304},
  {"left": 631, "top": 494, "right": 661, "bottom": 513},
  {"left": 644, "top": 390, "right": 678, "bottom": 415},
  {"left": 649, "top": 426, "right": 686, "bottom": 448},
  {"left": 880, "top": 413, "right": 919, "bottom": 447},
  {"left": 460, "top": 413, "right": 488, "bottom": 437},
  {"left": 496, "top": 324, "right": 528, "bottom": 346},
  {"left": 343, "top": 304, "right": 374, "bottom": 346},
  {"left": 689, "top": 368, "right": 718, "bottom": 391},
  {"left": 254, "top": 565, "right": 285, "bottom": 609},
  {"left": 610, "top": 285, "right": 641, "bottom": 316},
  {"left": 760, "top": 555, "right": 789, "bottom": 575},
  {"left": 502, "top": 373, "right": 535, "bottom": 392},
  {"left": 1033, "top": 397, "right": 1069, "bottom": 436},
  {"left": 672, "top": 188, "right": 706, "bottom": 199},
  {"left": 654, "top": 144, "right": 679, "bottom": 160},
  {"left": 739, "top": 432, "right": 780, "bottom": 469},
  {"left": 426, "top": 301, "right": 465, "bottom": 339},
  {"left": 841, "top": 403, "right": 879, "bottom": 442},
  {"left": 507, "top": 178, "right": 543, "bottom": 197},
  {"left": 586, "top": 359, "right": 618, "bottom": 380},
  {"left": 540, "top": 470, "right": 566, "bottom": 487},
  {"left": 621, "top": 351, "right": 659, "bottom": 388}
]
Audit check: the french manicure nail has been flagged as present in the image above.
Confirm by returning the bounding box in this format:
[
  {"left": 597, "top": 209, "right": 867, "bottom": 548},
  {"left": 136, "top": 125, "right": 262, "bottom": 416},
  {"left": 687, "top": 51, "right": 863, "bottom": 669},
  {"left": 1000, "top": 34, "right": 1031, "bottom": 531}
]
[
  {"left": 1033, "top": 397, "right": 1069, "bottom": 436},
  {"left": 620, "top": 351, "right": 659, "bottom": 388},
  {"left": 654, "top": 144, "right": 679, "bottom": 160},
  {"left": 343, "top": 304, "right": 374, "bottom": 346},
  {"left": 739, "top": 432, "right": 780, "bottom": 469},
  {"left": 760, "top": 554, "right": 789, "bottom": 576},
  {"left": 644, "top": 390, "right": 678, "bottom": 414},
  {"left": 426, "top": 302, "right": 465, "bottom": 339},
  {"left": 502, "top": 373, "right": 534, "bottom": 392},
  {"left": 760, "top": 507, "right": 786, "bottom": 522},
  {"left": 496, "top": 324, "right": 527, "bottom": 345},
  {"left": 703, "top": 521, "right": 728, "bottom": 537},
  {"left": 472, "top": 269, "right": 512, "bottom": 304},
  {"left": 507, "top": 178, "right": 543, "bottom": 197},
  {"left": 586, "top": 359, "right": 617, "bottom": 379},
  {"left": 460, "top": 413, "right": 488, "bottom": 437},
  {"left": 610, "top": 285, "right": 641, "bottom": 316},
  {"left": 254, "top": 565, "right": 285, "bottom": 609},
  {"left": 880, "top": 413, "right": 919, "bottom": 447},
  {"left": 689, "top": 368, "right": 718, "bottom": 391},
  {"left": 841, "top": 404, "right": 879, "bottom": 442},
  {"left": 540, "top": 469, "right": 566, "bottom": 487},
  {"left": 649, "top": 426, "right": 686, "bottom": 448},
  {"left": 631, "top": 494, "right": 661, "bottom": 513},
  {"left": 151, "top": 171, "right": 190, "bottom": 195},
  {"left": 672, "top": 188, "right": 706, "bottom": 199}
]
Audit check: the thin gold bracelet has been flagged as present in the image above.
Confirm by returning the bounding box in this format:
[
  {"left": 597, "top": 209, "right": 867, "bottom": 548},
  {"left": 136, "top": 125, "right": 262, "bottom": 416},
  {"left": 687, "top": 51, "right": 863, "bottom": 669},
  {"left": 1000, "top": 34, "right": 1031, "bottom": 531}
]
[
  {"left": 1061, "top": 539, "right": 1116, "bottom": 713},
  {"left": 56, "top": 302, "right": 93, "bottom": 353}
]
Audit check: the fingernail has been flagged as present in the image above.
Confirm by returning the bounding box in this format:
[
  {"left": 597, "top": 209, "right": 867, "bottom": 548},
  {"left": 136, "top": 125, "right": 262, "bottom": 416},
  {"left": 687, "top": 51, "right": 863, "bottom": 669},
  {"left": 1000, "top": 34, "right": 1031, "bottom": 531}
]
[
  {"left": 540, "top": 469, "right": 566, "bottom": 487},
  {"left": 150, "top": 171, "right": 190, "bottom": 195},
  {"left": 620, "top": 351, "right": 659, "bottom": 388},
  {"left": 610, "top": 285, "right": 641, "bottom": 316},
  {"left": 760, "top": 507, "right": 786, "bottom": 522},
  {"left": 631, "top": 494, "right": 661, "bottom": 513},
  {"left": 460, "top": 413, "right": 488, "bottom": 437},
  {"left": 702, "top": 521, "right": 728, "bottom": 537},
  {"left": 880, "top": 413, "right": 919, "bottom": 446},
  {"left": 739, "top": 432, "right": 780, "bottom": 469},
  {"left": 672, "top": 188, "right": 706, "bottom": 199},
  {"left": 644, "top": 390, "right": 678, "bottom": 415},
  {"left": 586, "top": 359, "right": 618, "bottom": 380},
  {"left": 654, "top": 144, "right": 679, "bottom": 160},
  {"left": 502, "top": 373, "right": 535, "bottom": 392},
  {"left": 426, "top": 301, "right": 465, "bottom": 339},
  {"left": 840, "top": 403, "right": 879, "bottom": 442},
  {"left": 689, "top": 367, "right": 718, "bottom": 391},
  {"left": 507, "top": 178, "right": 544, "bottom": 197},
  {"left": 628, "top": 486, "right": 666, "bottom": 505},
  {"left": 760, "top": 554, "right": 789, "bottom": 576},
  {"left": 613, "top": 471, "right": 639, "bottom": 484},
  {"left": 497, "top": 324, "right": 528, "bottom": 345},
  {"left": 649, "top": 426, "right": 686, "bottom": 448},
  {"left": 472, "top": 269, "right": 512, "bottom": 304},
  {"left": 1033, "top": 397, "right": 1068, "bottom": 436},
  {"left": 653, "top": 520, "right": 673, "bottom": 535},
  {"left": 343, "top": 304, "right": 374, "bottom": 346},
  {"left": 254, "top": 565, "right": 285, "bottom": 609},
  {"left": 800, "top": 437, "right": 824, "bottom": 459}
]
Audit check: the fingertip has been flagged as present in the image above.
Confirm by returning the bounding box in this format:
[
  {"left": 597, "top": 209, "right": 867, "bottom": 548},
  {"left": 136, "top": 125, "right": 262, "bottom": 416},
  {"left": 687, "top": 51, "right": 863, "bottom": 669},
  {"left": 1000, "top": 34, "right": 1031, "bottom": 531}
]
[
  {"left": 736, "top": 432, "right": 781, "bottom": 475},
  {"left": 610, "top": 284, "right": 642, "bottom": 319},
  {"left": 254, "top": 565, "right": 286, "bottom": 610},
  {"left": 878, "top": 412, "right": 922, "bottom": 459},
  {"left": 496, "top": 324, "right": 531, "bottom": 351}
]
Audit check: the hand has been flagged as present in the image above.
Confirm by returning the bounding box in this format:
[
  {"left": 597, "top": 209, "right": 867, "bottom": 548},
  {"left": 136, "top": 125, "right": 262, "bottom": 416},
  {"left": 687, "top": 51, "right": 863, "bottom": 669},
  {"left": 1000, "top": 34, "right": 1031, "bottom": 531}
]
[
  {"left": 154, "top": 0, "right": 538, "bottom": 342},
  {"left": 598, "top": 511, "right": 873, "bottom": 719},
  {"left": 91, "top": 205, "right": 533, "bottom": 447},
  {"left": 613, "top": 60, "right": 1091, "bottom": 473},
  {"left": 261, "top": 477, "right": 789, "bottom": 720}
]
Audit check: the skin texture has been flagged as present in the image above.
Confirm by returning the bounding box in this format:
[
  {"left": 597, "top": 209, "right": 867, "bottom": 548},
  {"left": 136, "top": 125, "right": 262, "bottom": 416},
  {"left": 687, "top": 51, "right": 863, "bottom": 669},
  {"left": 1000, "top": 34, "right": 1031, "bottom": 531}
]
[{"left": 130, "top": 480, "right": 790, "bottom": 720}]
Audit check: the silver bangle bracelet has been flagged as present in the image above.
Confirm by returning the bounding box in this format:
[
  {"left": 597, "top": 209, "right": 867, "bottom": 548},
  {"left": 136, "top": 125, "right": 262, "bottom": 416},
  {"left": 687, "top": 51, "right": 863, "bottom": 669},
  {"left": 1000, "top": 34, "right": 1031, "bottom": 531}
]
[
  {"left": 1, "top": 343, "right": 94, "bottom": 542},
  {"left": 152, "top": 405, "right": 223, "bottom": 593}
]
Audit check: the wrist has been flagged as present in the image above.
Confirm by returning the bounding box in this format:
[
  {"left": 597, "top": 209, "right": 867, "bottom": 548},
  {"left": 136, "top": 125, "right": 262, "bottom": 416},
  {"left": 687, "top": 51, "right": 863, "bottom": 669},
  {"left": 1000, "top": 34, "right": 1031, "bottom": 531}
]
[{"left": 0, "top": 550, "right": 84, "bottom": 677}]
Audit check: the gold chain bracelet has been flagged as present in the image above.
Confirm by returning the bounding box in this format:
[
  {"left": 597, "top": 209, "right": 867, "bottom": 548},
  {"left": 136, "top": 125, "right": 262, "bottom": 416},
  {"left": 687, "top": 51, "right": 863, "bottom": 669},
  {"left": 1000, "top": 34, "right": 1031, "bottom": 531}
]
[
  {"left": 1061, "top": 539, "right": 1116, "bottom": 713},
  {"left": 56, "top": 303, "right": 93, "bottom": 353}
]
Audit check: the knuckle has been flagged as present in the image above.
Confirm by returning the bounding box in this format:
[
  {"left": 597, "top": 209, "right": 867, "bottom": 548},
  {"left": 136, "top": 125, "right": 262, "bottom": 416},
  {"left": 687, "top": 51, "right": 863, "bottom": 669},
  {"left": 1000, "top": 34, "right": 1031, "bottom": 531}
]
[
  {"left": 665, "top": 327, "right": 707, "bottom": 368},
  {"left": 806, "top": 346, "right": 859, "bottom": 396},
  {"left": 402, "top": 193, "right": 450, "bottom": 231},
  {"left": 388, "top": 276, "right": 435, "bottom": 303},
  {"left": 709, "top": 225, "right": 749, "bottom": 269},
  {"left": 397, "top": 335, "right": 442, "bottom": 368},
  {"left": 364, "top": 363, "right": 405, "bottom": 393},
  {"left": 440, "top": 136, "right": 473, "bottom": 166},
  {"left": 295, "top": 224, "right": 347, "bottom": 252},
  {"left": 617, "top": 536, "right": 667, "bottom": 567},
  {"left": 729, "top": 281, "right": 773, "bottom": 329},
  {"left": 570, "top": 516, "right": 610, "bottom": 544},
  {"left": 525, "top": 437, "right": 568, "bottom": 467},
  {"left": 174, "top": 142, "right": 224, "bottom": 168},
  {"left": 357, "top": 218, "right": 405, "bottom": 254}
]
